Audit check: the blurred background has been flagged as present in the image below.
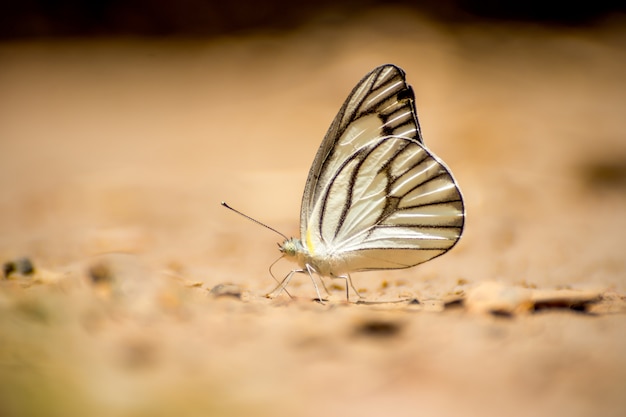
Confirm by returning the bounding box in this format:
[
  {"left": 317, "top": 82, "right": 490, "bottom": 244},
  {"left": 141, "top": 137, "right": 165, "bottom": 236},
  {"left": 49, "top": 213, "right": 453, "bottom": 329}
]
[
  {"left": 1, "top": 2, "right": 626, "bottom": 417},
  {"left": 1, "top": 0, "right": 625, "bottom": 38}
]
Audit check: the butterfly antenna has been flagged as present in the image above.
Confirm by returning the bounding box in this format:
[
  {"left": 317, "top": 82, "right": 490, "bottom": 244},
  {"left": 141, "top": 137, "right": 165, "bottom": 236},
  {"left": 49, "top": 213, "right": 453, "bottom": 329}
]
[{"left": 221, "top": 201, "right": 288, "bottom": 240}]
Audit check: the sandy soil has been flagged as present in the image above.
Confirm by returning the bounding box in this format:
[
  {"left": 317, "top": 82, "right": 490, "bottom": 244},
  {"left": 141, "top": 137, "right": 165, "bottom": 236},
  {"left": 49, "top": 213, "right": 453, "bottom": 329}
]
[{"left": 1, "top": 8, "right": 626, "bottom": 417}]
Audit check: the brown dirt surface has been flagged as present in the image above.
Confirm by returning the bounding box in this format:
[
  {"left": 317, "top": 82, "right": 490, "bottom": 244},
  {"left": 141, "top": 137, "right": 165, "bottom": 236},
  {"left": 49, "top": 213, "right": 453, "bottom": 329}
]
[{"left": 1, "top": 9, "right": 626, "bottom": 417}]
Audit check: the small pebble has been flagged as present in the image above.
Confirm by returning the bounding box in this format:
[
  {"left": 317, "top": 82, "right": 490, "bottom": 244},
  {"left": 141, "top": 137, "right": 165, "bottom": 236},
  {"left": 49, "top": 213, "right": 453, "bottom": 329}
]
[
  {"left": 3, "top": 257, "right": 35, "bottom": 279},
  {"left": 209, "top": 283, "right": 242, "bottom": 299}
]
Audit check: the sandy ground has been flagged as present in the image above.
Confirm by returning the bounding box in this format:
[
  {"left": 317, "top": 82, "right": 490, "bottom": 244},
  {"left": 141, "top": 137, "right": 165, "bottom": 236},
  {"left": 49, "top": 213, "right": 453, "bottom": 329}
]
[{"left": 1, "top": 8, "right": 626, "bottom": 417}]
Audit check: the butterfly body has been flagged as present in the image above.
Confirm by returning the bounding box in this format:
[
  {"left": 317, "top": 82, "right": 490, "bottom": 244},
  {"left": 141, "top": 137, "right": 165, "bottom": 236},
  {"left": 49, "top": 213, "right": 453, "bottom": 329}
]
[{"left": 279, "top": 235, "right": 358, "bottom": 277}]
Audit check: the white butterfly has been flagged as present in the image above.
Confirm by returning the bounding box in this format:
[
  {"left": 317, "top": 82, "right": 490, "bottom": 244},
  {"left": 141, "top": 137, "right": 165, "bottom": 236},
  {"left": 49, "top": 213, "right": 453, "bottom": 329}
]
[{"left": 224, "top": 64, "right": 464, "bottom": 302}]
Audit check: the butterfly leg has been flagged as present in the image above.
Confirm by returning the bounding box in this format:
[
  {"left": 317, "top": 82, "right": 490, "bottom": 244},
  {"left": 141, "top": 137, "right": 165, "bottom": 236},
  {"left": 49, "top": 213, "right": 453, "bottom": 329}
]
[
  {"left": 266, "top": 269, "right": 302, "bottom": 299},
  {"left": 267, "top": 266, "right": 328, "bottom": 303},
  {"left": 317, "top": 277, "right": 332, "bottom": 299},
  {"left": 304, "top": 264, "right": 328, "bottom": 303},
  {"left": 333, "top": 273, "right": 362, "bottom": 302},
  {"left": 268, "top": 259, "right": 293, "bottom": 298},
  {"left": 346, "top": 274, "right": 362, "bottom": 300}
]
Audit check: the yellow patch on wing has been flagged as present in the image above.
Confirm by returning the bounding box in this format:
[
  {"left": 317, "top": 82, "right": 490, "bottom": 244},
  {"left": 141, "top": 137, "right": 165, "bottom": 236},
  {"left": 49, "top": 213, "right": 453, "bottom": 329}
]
[{"left": 306, "top": 228, "right": 315, "bottom": 254}]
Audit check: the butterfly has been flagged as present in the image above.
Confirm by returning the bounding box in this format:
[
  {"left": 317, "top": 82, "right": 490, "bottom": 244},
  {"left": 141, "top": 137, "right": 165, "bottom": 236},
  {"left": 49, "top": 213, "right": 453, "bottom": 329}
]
[{"left": 224, "top": 64, "right": 464, "bottom": 302}]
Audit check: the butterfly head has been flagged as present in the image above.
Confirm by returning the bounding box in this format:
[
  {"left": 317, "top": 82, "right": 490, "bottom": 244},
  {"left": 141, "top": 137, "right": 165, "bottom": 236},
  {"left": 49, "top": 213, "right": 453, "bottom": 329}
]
[
  {"left": 279, "top": 237, "right": 319, "bottom": 272},
  {"left": 278, "top": 237, "right": 305, "bottom": 257}
]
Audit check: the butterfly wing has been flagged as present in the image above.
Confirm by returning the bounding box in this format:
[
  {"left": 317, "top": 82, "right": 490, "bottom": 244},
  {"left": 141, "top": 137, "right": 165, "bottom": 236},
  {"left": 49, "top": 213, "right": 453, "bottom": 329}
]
[
  {"left": 301, "top": 64, "right": 464, "bottom": 272},
  {"left": 301, "top": 64, "right": 423, "bottom": 235}
]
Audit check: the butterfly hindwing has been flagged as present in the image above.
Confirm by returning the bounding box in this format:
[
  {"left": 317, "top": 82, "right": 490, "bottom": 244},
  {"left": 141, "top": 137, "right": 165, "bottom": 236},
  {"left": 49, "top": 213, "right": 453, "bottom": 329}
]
[{"left": 327, "top": 137, "right": 464, "bottom": 271}]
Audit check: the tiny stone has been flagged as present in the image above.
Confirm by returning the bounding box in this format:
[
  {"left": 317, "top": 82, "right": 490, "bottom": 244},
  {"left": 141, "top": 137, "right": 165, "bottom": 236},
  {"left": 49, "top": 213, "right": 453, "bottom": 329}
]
[
  {"left": 3, "top": 257, "right": 35, "bottom": 278},
  {"left": 209, "top": 283, "right": 242, "bottom": 299}
]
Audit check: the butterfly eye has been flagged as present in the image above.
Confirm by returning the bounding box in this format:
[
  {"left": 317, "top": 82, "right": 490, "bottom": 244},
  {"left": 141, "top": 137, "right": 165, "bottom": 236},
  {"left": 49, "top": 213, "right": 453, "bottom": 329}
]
[{"left": 279, "top": 240, "right": 297, "bottom": 256}]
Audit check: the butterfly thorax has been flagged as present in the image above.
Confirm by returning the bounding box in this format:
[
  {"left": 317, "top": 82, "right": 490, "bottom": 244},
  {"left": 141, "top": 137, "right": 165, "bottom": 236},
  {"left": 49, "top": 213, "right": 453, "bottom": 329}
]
[{"left": 279, "top": 237, "right": 345, "bottom": 276}]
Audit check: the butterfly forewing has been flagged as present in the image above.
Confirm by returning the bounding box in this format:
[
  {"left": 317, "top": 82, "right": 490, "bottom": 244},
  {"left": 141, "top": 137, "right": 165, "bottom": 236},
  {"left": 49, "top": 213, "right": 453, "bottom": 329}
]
[
  {"left": 300, "top": 65, "right": 423, "bottom": 238},
  {"left": 300, "top": 64, "right": 464, "bottom": 273}
]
